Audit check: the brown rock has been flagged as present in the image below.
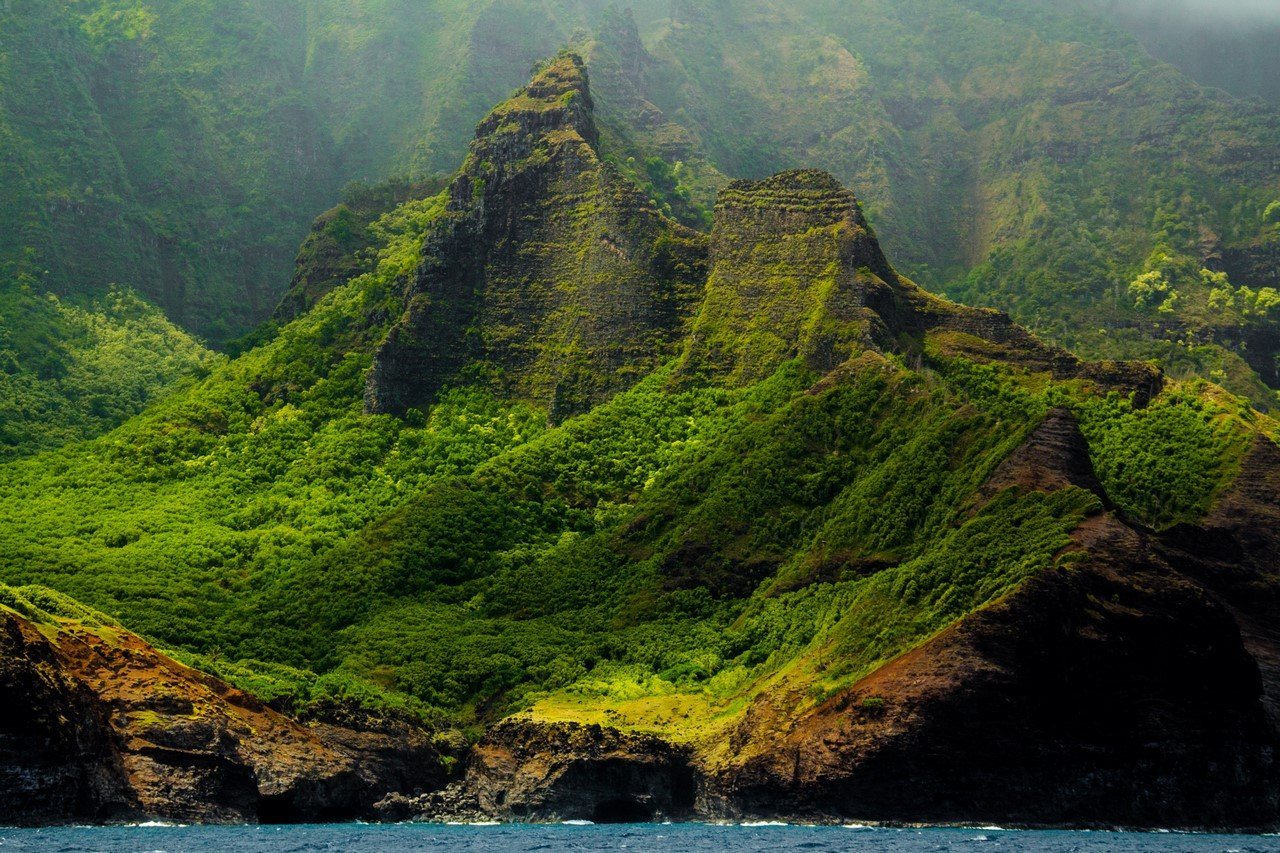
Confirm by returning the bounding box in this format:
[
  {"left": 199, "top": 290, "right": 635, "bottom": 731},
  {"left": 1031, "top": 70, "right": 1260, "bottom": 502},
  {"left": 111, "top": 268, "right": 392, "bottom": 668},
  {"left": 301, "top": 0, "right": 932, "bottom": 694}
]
[{"left": 0, "top": 611, "right": 445, "bottom": 824}]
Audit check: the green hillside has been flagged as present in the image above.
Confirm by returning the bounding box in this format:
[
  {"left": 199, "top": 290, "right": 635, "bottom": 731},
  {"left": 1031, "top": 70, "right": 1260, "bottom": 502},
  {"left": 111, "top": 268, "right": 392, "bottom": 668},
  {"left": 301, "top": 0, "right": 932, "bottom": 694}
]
[
  {"left": 4, "top": 0, "right": 1278, "bottom": 404},
  {"left": 0, "top": 59, "right": 1265, "bottom": 741},
  {"left": 0, "top": 271, "right": 217, "bottom": 460}
]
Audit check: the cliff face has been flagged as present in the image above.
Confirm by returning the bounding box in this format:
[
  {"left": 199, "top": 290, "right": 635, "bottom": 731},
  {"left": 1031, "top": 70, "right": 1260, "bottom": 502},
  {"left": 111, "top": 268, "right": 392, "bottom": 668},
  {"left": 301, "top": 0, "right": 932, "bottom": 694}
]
[
  {"left": 380, "top": 720, "right": 697, "bottom": 824},
  {"left": 710, "top": 505, "right": 1280, "bottom": 827},
  {"left": 705, "top": 411, "right": 1280, "bottom": 828},
  {"left": 680, "top": 170, "right": 1163, "bottom": 403},
  {"left": 419, "top": 409, "right": 1280, "bottom": 829},
  {"left": 0, "top": 605, "right": 444, "bottom": 825},
  {"left": 365, "top": 55, "right": 706, "bottom": 421}
]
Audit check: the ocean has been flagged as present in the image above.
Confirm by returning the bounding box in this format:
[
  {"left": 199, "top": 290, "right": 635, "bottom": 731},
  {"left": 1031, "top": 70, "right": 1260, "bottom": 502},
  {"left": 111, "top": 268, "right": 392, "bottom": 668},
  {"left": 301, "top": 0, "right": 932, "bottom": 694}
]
[{"left": 1, "top": 823, "right": 1279, "bottom": 852}]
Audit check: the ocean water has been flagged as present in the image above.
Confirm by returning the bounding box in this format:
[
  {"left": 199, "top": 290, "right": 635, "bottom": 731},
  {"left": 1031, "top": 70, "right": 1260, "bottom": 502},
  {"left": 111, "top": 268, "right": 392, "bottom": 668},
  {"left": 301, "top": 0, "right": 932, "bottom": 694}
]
[{"left": 2, "top": 824, "right": 1279, "bottom": 853}]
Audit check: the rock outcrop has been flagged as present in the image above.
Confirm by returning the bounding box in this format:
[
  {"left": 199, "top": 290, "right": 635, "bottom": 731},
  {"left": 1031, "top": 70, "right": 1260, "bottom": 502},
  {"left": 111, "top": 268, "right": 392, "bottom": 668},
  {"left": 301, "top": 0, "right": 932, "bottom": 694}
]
[
  {"left": 365, "top": 54, "right": 706, "bottom": 421},
  {"left": 401, "top": 414, "right": 1280, "bottom": 830},
  {"left": 680, "top": 169, "right": 1162, "bottom": 403},
  {"left": 977, "top": 407, "right": 1108, "bottom": 504},
  {"left": 382, "top": 719, "right": 696, "bottom": 824},
  {"left": 0, "top": 605, "right": 445, "bottom": 825}
]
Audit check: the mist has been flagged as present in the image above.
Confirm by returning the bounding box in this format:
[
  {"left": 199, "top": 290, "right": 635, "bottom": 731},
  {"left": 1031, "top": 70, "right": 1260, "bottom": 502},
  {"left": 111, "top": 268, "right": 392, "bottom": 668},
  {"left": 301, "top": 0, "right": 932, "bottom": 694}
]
[
  {"left": 1096, "top": 0, "right": 1280, "bottom": 26},
  {"left": 1089, "top": 0, "right": 1280, "bottom": 104}
]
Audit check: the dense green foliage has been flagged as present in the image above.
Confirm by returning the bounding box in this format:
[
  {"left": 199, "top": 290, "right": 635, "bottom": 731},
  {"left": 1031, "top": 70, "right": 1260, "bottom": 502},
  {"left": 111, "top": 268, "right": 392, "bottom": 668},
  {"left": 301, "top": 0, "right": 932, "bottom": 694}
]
[
  {"left": 0, "top": 292, "right": 1253, "bottom": 730},
  {"left": 2, "top": 14, "right": 1275, "bottom": 741},
  {"left": 0, "top": 272, "right": 217, "bottom": 459},
  {"left": 6, "top": 0, "right": 1279, "bottom": 406}
]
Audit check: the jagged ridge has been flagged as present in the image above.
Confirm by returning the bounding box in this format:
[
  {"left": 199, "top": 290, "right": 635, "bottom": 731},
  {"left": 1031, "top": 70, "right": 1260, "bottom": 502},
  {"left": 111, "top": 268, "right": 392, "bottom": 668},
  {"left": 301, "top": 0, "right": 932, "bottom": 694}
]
[{"left": 365, "top": 54, "right": 706, "bottom": 421}]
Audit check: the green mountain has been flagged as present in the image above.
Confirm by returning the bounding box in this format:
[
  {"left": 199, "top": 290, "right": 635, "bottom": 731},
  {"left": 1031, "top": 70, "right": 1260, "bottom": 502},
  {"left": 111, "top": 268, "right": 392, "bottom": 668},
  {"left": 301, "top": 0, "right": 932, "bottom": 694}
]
[
  {"left": 611, "top": 1, "right": 1280, "bottom": 406},
  {"left": 0, "top": 271, "right": 217, "bottom": 460},
  {"left": 3, "top": 56, "right": 1280, "bottom": 827},
  {"left": 0, "top": 0, "right": 605, "bottom": 343},
  {"left": 5, "top": 0, "right": 1280, "bottom": 389},
  {"left": 6, "top": 0, "right": 1280, "bottom": 473}
]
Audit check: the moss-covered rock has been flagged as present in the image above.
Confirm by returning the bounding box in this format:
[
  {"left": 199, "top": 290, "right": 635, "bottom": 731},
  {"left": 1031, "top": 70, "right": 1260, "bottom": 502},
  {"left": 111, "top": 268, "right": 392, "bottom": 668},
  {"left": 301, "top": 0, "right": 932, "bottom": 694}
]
[{"left": 365, "top": 54, "right": 707, "bottom": 420}]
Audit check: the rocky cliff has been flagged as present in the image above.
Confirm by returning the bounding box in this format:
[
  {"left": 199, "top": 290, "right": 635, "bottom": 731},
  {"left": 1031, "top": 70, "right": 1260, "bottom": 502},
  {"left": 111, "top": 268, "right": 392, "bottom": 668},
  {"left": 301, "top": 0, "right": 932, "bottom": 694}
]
[
  {"left": 364, "top": 54, "right": 706, "bottom": 421},
  {"left": 680, "top": 170, "right": 1162, "bottom": 403},
  {"left": 0, "top": 597, "right": 444, "bottom": 825},
  {"left": 703, "top": 410, "right": 1280, "bottom": 828},
  {"left": 414, "top": 408, "right": 1280, "bottom": 829}
]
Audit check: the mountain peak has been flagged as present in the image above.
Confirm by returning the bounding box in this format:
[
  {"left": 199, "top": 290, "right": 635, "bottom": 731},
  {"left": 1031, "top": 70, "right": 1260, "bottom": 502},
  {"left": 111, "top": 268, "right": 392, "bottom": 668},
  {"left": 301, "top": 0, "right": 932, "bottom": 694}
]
[
  {"left": 675, "top": 168, "right": 898, "bottom": 385},
  {"left": 472, "top": 52, "right": 598, "bottom": 152},
  {"left": 364, "top": 54, "right": 704, "bottom": 419},
  {"left": 679, "top": 168, "right": 1162, "bottom": 401}
]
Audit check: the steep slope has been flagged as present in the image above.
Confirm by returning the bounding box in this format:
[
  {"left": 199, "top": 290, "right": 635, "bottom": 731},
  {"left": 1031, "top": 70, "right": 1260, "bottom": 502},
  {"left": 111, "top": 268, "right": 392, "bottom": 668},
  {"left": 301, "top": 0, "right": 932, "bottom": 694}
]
[
  {"left": 702, "top": 412, "right": 1279, "bottom": 827},
  {"left": 0, "top": 585, "right": 442, "bottom": 825},
  {"left": 365, "top": 54, "right": 706, "bottom": 419},
  {"left": 679, "top": 170, "right": 1158, "bottom": 401},
  {"left": 631, "top": 0, "right": 1280, "bottom": 405},
  {"left": 0, "top": 0, "right": 339, "bottom": 340},
  {"left": 0, "top": 279, "right": 218, "bottom": 460},
  {"left": 1, "top": 56, "right": 1279, "bottom": 828},
  {"left": 0, "top": 0, "right": 599, "bottom": 341}
]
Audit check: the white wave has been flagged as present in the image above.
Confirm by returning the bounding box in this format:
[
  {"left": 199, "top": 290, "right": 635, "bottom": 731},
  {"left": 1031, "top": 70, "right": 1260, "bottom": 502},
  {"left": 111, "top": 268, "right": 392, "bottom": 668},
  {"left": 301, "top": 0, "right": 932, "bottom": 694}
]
[
  {"left": 561, "top": 819, "right": 595, "bottom": 826},
  {"left": 741, "top": 821, "right": 789, "bottom": 827}
]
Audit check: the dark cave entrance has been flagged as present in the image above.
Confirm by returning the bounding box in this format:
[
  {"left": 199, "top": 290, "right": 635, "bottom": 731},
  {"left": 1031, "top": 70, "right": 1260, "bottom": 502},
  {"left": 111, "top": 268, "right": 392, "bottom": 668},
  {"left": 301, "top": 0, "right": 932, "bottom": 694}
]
[{"left": 592, "top": 797, "right": 655, "bottom": 823}]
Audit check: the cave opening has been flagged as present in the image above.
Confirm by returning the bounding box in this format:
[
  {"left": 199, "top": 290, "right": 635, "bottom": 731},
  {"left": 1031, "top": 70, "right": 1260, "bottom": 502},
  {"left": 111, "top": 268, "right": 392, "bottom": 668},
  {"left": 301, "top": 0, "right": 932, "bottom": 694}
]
[{"left": 592, "top": 797, "right": 654, "bottom": 823}]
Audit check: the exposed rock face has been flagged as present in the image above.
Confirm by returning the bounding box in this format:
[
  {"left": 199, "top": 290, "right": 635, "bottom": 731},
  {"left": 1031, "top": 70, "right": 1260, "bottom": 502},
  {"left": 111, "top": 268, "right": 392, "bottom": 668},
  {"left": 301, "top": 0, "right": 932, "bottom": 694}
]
[
  {"left": 0, "top": 615, "right": 136, "bottom": 824},
  {"left": 273, "top": 180, "right": 442, "bottom": 324},
  {"left": 681, "top": 169, "right": 1162, "bottom": 403},
  {"left": 403, "top": 416, "right": 1280, "bottom": 830},
  {"left": 1161, "top": 436, "right": 1280, "bottom": 729},
  {"left": 1222, "top": 235, "right": 1280, "bottom": 292},
  {"left": 365, "top": 54, "right": 706, "bottom": 420},
  {"left": 585, "top": 6, "right": 728, "bottom": 219},
  {"left": 0, "top": 610, "right": 445, "bottom": 825},
  {"left": 978, "top": 407, "right": 1108, "bottom": 504},
  {"left": 1207, "top": 235, "right": 1280, "bottom": 387},
  {"left": 678, "top": 170, "right": 897, "bottom": 384},
  {"left": 397, "top": 720, "right": 696, "bottom": 824},
  {"left": 699, "top": 419, "right": 1280, "bottom": 828}
]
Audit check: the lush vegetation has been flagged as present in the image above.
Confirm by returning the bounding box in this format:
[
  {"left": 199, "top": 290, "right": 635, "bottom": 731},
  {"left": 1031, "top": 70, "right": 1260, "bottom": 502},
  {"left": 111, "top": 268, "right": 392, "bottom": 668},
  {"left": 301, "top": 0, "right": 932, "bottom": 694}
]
[
  {"left": 1, "top": 37, "right": 1269, "bottom": 744},
  {"left": 5, "top": 0, "right": 1278, "bottom": 410},
  {"left": 0, "top": 305, "right": 1254, "bottom": 734},
  {"left": 0, "top": 270, "right": 217, "bottom": 460}
]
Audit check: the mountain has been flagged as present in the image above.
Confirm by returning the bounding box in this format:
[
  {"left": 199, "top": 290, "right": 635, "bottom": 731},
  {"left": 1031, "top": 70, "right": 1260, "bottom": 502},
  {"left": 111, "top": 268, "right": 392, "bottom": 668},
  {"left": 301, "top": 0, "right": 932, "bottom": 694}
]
[
  {"left": 4, "top": 1, "right": 1280, "bottom": 393},
  {"left": 0, "top": 275, "right": 217, "bottom": 460},
  {"left": 3, "top": 56, "right": 1280, "bottom": 827},
  {"left": 612, "top": 0, "right": 1280, "bottom": 407},
  {"left": 0, "top": 0, "right": 601, "bottom": 342}
]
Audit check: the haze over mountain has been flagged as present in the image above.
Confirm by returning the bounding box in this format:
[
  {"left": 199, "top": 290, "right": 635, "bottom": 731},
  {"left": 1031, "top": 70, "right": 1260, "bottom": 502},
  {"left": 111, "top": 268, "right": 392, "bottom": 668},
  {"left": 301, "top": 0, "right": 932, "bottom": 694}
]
[
  {"left": 1091, "top": 0, "right": 1280, "bottom": 104},
  {"left": 3, "top": 2, "right": 1278, "bottom": 410},
  {"left": 3, "top": 54, "right": 1280, "bottom": 829}
]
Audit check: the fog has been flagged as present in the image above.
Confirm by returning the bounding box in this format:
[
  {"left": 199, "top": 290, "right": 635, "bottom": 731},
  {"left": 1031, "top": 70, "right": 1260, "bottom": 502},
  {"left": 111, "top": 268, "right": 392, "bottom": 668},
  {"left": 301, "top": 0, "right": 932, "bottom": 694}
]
[{"left": 1097, "top": 0, "right": 1280, "bottom": 25}]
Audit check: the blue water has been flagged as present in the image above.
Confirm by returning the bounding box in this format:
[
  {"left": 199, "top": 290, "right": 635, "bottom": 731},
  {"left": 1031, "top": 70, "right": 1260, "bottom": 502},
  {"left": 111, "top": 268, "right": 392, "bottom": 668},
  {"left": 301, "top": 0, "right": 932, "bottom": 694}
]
[{"left": 2, "top": 824, "right": 1279, "bottom": 853}]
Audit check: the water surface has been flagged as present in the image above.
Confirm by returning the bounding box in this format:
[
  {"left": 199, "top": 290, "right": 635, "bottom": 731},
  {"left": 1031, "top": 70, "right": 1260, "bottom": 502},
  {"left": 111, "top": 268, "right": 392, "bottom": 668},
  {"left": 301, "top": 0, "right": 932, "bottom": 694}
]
[{"left": 3, "top": 823, "right": 1279, "bottom": 852}]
